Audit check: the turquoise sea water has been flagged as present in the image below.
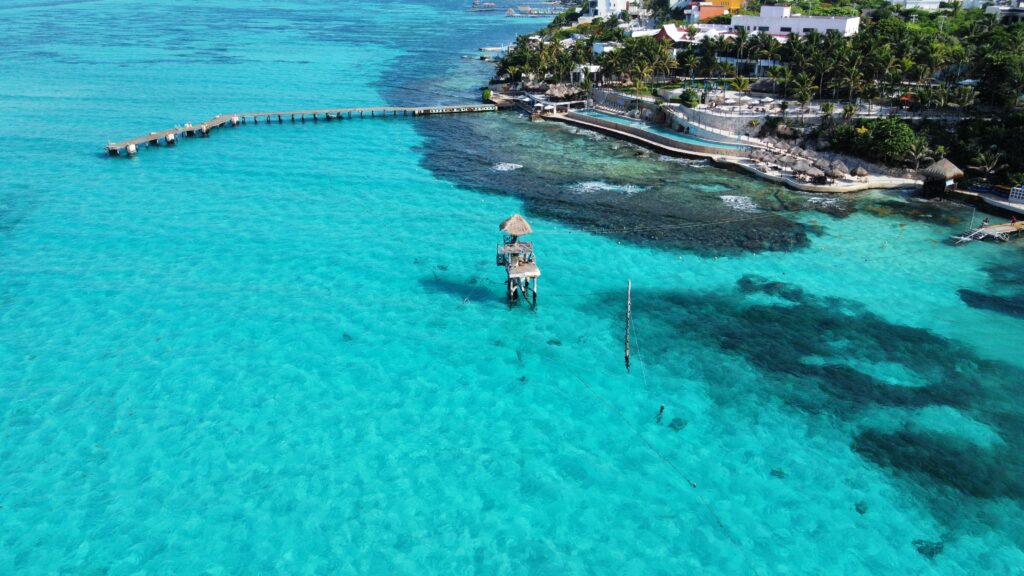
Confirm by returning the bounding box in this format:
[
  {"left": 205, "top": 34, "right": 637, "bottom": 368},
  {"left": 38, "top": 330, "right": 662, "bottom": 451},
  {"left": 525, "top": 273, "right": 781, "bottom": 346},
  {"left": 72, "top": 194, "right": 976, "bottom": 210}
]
[{"left": 3, "top": 1, "right": 1024, "bottom": 574}]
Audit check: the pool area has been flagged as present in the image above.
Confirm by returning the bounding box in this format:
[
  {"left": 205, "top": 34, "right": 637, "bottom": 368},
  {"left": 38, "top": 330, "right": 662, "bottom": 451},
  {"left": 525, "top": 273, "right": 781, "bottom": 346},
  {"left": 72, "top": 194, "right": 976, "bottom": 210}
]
[{"left": 577, "top": 109, "right": 749, "bottom": 151}]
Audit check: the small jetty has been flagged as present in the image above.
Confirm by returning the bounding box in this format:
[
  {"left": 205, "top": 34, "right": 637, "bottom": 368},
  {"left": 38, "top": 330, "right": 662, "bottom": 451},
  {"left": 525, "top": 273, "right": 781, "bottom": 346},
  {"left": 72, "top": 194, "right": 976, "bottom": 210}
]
[
  {"left": 105, "top": 104, "right": 497, "bottom": 157},
  {"left": 953, "top": 220, "right": 1024, "bottom": 244},
  {"left": 496, "top": 214, "right": 540, "bottom": 306}
]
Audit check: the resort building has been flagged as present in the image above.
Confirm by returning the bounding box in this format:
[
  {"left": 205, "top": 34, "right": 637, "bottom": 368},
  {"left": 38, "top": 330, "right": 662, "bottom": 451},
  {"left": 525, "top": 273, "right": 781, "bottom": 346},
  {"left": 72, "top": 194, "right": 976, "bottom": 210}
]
[
  {"left": 588, "top": 0, "right": 630, "bottom": 18},
  {"left": 673, "top": 0, "right": 744, "bottom": 22},
  {"left": 650, "top": 22, "right": 733, "bottom": 44},
  {"left": 592, "top": 41, "right": 622, "bottom": 55},
  {"left": 889, "top": 0, "right": 942, "bottom": 9},
  {"left": 731, "top": 6, "right": 860, "bottom": 37},
  {"left": 986, "top": 1, "right": 1024, "bottom": 23}
]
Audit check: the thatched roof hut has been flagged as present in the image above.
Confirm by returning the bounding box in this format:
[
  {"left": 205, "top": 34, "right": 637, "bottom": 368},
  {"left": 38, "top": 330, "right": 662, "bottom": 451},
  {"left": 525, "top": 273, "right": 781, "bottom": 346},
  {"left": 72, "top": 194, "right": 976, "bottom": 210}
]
[
  {"left": 920, "top": 158, "right": 964, "bottom": 182},
  {"left": 500, "top": 214, "right": 533, "bottom": 237},
  {"left": 545, "top": 84, "right": 583, "bottom": 100},
  {"left": 827, "top": 167, "right": 848, "bottom": 180},
  {"left": 831, "top": 160, "right": 850, "bottom": 175}
]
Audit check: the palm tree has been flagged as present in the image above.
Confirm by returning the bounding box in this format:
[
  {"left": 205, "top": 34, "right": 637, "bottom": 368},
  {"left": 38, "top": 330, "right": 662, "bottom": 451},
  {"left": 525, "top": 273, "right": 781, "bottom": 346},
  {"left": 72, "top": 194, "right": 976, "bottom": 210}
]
[
  {"left": 809, "top": 50, "right": 832, "bottom": 100},
  {"left": 904, "top": 141, "right": 933, "bottom": 170},
  {"left": 678, "top": 52, "right": 699, "bottom": 79},
  {"left": 654, "top": 51, "right": 676, "bottom": 84},
  {"left": 969, "top": 151, "right": 1008, "bottom": 181},
  {"left": 757, "top": 36, "right": 783, "bottom": 76},
  {"left": 730, "top": 76, "right": 752, "bottom": 92},
  {"left": 821, "top": 101, "right": 835, "bottom": 127},
  {"left": 602, "top": 49, "right": 624, "bottom": 83},
  {"left": 768, "top": 66, "right": 792, "bottom": 97},
  {"left": 634, "top": 62, "right": 654, "bottom": 97},
  {"left": 840, "top": 65, "right": 864, "bottom": 103},
  {"left": 792, "top": 72, "right": 818, "bottom": 111},
  {"left": 842, "top": 103, "right": 856, "bottom": 122},
  {"left": 733, "top": 28, "right": 750, "bottom": 74}
]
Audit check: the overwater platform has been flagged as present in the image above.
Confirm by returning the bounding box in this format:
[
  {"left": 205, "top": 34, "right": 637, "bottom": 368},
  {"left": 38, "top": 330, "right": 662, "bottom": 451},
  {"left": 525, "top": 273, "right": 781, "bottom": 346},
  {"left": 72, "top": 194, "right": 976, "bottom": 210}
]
[
  {"left": 953, "top": 221, "right": 1024, "bottom": 244},
  {"left": 105, "top": 104, "right": 497, "bottom": 157}
]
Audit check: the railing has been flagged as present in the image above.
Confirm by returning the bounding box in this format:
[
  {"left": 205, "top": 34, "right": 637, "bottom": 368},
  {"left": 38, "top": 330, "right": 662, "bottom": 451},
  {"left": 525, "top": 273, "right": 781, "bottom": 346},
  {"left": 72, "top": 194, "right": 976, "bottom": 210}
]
[{"left": 563, "top": 112, "right": 748, "bottom": 157}]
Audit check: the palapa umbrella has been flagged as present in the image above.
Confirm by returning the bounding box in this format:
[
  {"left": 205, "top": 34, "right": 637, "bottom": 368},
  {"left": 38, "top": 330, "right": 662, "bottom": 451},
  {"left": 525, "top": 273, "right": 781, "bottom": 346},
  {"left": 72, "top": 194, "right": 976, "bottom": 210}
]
[
  {"left": 854, "top": 166, "right": 869, "bottom": 177},
  {"left": 793, "top": 159, "right": 813, "bottom": 173},
  {"left": 807, "top": 167, "right": 826, "bottom": 178},
  {"left": 919, "top": 158, "right": 964, "bottom": 182},
  {"left": 500, "top": 214, "right": 533, "bottom": 237},
  {"left": 813, "top": 158, "right": 831, "bottom": 170},
  {"left": 827, "top": 167, "right": 848, "bottom": 180},
  {"left": 830, "top": 160, "right": 850, "bottom": 175}
]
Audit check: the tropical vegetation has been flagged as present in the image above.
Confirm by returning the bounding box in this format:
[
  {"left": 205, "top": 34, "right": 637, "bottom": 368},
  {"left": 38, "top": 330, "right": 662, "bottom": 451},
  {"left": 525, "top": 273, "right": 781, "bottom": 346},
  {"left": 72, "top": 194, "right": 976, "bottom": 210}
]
[{"left": 496, "top": 1, "right": 1024, "bottom": 182}]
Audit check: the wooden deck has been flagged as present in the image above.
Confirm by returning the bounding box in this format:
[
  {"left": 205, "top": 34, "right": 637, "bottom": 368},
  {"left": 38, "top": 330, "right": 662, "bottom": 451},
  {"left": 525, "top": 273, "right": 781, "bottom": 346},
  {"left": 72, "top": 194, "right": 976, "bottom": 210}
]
[
  {"left": 105, "top": 104, "right": 498, "bottom": 156},
  {"left": 953, "top": 221, "right": 1024, "bottom": 244}
]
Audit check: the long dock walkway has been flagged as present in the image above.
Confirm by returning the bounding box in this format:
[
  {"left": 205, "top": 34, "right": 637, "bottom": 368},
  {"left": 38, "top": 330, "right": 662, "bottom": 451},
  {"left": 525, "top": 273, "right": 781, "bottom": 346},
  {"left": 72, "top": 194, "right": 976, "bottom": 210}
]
[{"left": 105, "top": 104, "right": 497, "bottom": 156}]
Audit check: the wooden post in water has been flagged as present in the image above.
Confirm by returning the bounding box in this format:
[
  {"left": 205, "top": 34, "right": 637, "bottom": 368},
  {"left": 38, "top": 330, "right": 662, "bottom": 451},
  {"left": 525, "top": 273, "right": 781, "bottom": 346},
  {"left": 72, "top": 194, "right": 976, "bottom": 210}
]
[{"left": 625, "top": 280, "right": 631, "bottom": 372}]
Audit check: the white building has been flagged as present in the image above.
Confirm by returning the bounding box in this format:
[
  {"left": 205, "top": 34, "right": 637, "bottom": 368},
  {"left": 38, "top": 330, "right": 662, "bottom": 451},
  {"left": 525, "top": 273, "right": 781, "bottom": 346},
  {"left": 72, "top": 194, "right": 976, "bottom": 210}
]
[
  {"left": 986, "top": 1, "right": 1024, "bottom": 23},
  {"left": 889, "top": 0, "right": 942, "bottom": 10},
  {"left": 731, "top": 6, "right": 860, "bottom": 37},
  {"left": 588, "top": 0, "right": 630, "bottom": 18}
]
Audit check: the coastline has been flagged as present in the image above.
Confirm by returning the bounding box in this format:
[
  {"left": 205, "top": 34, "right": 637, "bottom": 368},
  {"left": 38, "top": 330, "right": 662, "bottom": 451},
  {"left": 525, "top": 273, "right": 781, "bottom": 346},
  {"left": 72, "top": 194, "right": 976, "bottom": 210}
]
[{"left": 546, "top": 110, "right": 922, "bottom": 194}]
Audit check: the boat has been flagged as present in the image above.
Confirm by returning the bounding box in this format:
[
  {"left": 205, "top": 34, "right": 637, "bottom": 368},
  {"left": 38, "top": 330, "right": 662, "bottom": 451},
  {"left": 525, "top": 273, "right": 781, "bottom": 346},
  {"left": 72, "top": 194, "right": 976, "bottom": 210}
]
[{"left": 466, "top": 1, "right": 498, "bottom": 11}]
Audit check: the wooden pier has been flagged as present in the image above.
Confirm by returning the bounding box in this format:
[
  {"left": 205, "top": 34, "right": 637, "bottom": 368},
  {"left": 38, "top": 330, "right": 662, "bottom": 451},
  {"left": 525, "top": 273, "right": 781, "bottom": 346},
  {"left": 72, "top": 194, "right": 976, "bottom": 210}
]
[
  {"left": 105, "top": 104, "right": 498, "bottom": 157},
  {"left": 953, "top": 220, "right": 1024, "bottom": 244}
]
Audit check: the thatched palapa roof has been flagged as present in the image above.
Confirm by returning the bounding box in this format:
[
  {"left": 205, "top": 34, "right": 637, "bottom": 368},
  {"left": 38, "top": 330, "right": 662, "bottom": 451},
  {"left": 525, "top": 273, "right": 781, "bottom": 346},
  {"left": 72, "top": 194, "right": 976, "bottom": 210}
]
[
  {"left": 545, "top": 84, "right": 583, "bottom": 100},
  {"left": 920, "top": 158, "right": 964, "bottom": 181},
  {"left": 500, "top": 214, "right": 533, "bottom": 236}
]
